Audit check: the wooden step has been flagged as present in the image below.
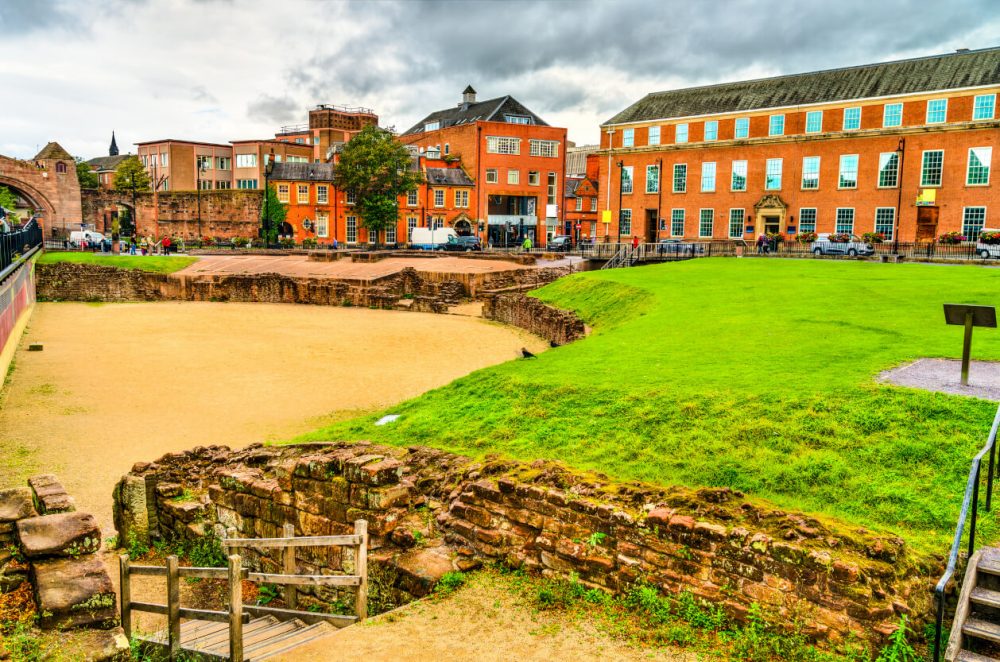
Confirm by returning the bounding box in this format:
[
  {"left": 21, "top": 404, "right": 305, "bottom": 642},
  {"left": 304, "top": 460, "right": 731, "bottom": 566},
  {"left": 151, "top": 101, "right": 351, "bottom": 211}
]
[
  {"left": 189, "top": 616, "right": 278, "bottom": 650},
  {"left": 972, "top": 587, "right": 1000, "bottom": 610},
  {"left": 248, "top": 622, "right": 338, "bottom": 660},
  {"left": 964, "top": 617, "right": 1000, "bottom": 644},
  {"left": 957, "top": 649, "right": 1000, "bottom": 662},
  {"left": 977, "top": 548, "right": 1000, "bottom": 577}
]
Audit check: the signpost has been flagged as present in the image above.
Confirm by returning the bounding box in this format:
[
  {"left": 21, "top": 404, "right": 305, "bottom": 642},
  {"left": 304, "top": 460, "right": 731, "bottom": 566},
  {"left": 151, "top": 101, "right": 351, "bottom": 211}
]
[{"left": 943, "top": 304, "right": 997, "bottom": 385}]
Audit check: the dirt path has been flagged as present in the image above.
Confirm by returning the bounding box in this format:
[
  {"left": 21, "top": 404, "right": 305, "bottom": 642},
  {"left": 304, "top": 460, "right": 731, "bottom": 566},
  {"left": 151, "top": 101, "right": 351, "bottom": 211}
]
[{"left": 0, "top": 301, "right": 546, "bottom": 536}]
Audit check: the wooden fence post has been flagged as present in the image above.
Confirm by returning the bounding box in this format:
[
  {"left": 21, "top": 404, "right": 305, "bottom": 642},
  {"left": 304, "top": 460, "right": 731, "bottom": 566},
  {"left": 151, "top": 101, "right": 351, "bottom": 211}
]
[
  {"left": 166, "top": 555, "right": 180, "bottom": 661},
  {"left": 119, "top": 555, "right": 131, "bottom": 640},
  {"left": 229, "top": 553, "right": 244, "bottom": 662},
  {"left": 354, "top": 519, "right": 368, "bottom": 621},
  {"left": 282, "top": 523, "right": 297, "bottom": 610}
]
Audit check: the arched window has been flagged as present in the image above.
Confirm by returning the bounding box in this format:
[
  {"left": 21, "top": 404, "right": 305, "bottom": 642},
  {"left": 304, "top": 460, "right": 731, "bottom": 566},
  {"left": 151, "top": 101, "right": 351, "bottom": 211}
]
[{"left": 55, "top": 161, "right": 67, "bottom": 174}]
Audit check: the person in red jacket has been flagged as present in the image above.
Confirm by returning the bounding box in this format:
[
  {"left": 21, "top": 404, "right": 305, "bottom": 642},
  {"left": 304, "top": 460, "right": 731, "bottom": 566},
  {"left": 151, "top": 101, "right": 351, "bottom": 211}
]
[{"left": 162, "top": 236, "right": 172, "bottom": 255}]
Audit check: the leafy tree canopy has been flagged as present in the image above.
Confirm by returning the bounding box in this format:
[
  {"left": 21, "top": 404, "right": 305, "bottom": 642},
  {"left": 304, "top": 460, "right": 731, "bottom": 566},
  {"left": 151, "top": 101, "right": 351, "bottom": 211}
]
[
  {"left": 261, "top": 185, "right": 288, "bottom": 243},
  {"left": 0, "top": 186, "right": 17, "bottom": 212},
  {"left": 75, "top": 157, "right": 100, "bottom": 189},
  {"left": 113, "top": 156, "right": 151, "bottom": 192},
  {"left": 334, "top": 125, "right": 422, "bottom": 237}
]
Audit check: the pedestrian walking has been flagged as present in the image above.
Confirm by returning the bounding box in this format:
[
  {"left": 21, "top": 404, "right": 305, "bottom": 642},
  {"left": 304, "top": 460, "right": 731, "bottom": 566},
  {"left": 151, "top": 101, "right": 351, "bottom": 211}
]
[
  {"left": 632, "top": 235, "right": 640, "bottom": 250},
  {"left": 756, "top": 234, "right": 767, "bottom": 255},
  {"left": 522, "top": 236, "right": 532, "bottom": 252}
]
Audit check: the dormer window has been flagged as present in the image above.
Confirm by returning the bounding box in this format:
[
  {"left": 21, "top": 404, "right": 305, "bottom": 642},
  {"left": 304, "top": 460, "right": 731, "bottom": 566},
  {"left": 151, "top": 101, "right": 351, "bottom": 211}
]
[
  {"left": 424, "top": 121, "right": 440, "bottom": 132},
  {"left": 55, "top": 161, "right": 67, "bottom": 174},
  {"left": 504, "top": 114, "right": 531, "bottom": 125}
]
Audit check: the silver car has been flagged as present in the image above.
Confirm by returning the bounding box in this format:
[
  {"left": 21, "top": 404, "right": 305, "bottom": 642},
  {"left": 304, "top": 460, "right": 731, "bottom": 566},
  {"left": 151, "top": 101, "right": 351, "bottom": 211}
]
[{"left": 810, "top": 233, "right": 874, "bottom": 257}]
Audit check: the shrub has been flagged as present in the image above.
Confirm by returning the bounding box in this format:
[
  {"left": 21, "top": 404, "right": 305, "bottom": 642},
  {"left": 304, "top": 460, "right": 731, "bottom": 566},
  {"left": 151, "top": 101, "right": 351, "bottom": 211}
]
[
  {"left": 766, "top": 232, "right": 784, "bottom": 243},
  {"left": 435, "top": 571, "right": 466, "bottom": 595},
  {"left": 279, "top": 238, "right": 296, "bottom": 249},
  {"left": 862, "top": 231, "right": 886, "bottom": 244},
  {"left": 302, "top": 238, "right": 318, "bottom": 249},
  {"left": 797, "top": 231, "right": 818, "bottom": 244},
  {"left": 938, "top": 231, "right": 967, "bottom": 244}
]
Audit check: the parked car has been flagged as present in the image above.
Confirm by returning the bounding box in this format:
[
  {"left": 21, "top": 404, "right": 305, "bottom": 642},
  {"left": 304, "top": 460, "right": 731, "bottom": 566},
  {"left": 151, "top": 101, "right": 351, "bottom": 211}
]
[
  {"left": 810, "top": 233, "right": 875, "bottom": 257},
  {"left": 548, "top": 235, "right": 573, "bottom": 251},
  {"left": 441, "top": 235, "right": 482, "bottom": 252},
  {"left": 657, "top": 238, "right": 704, "bottom": 255},
  {"left": 410, "top": 227, "right": 458, "bottom": 250},
  {"left": 977, "top": 228, "right": 1000, "bottom": 259},
  {"left": 68, "top": 230, "right": 106, "bottom": 248}
]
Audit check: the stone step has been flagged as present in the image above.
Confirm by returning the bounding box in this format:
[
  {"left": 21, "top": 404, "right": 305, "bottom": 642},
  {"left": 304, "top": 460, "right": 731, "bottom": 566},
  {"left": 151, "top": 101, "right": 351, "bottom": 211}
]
[
  {"left": 978, "top": 548, "right": 1000, "bottom": 577},
  {"left": 28, "top": 474, "right": 75, "bottom": 514},
  {"left": 32, "top": 555, "right": 116, "bottom": 629},
  {"left": 248, "top": 622, "right": 338, "bottom": 660},
  {"left": 964, "top": 617, "right": 1000, "bottom": 645},
  {"left": 957, "top": 649, "right": 1000, "bottom": 662},
  {"left": 0, "top": 487, "right": 37, "bottom": 523},
  {"left": 972, "top": 587, "right": 1000, "bottom": 610},
  {"left": 16, "top": 511, "right": 101, "bottom": 559}
]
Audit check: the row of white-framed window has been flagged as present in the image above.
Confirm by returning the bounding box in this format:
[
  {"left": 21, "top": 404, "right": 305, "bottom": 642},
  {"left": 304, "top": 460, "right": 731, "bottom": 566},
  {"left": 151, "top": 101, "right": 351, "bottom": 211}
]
[{"left": 620, "top": 94, "right": 998, "bottom": 147}]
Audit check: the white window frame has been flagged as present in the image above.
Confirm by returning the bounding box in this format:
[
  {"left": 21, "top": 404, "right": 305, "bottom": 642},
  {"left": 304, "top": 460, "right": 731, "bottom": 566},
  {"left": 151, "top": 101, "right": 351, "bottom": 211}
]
[
  {"left": 277, "top": 184, "right": 289, "bottom": 203},
  {"left": 670, "top": 209, "right": 684, "bottom": 237},
  {"left": 455, "top": 189, "right": 470, "bottom": 208},
  {"left": 765, "top": 158, "right": 782, "bottom": 191},
  {"left": 434, "top": 189, "right": 445, "bottom": 207},
  {"left": 385, "top": 224, "right": 397, "bottom": 244},
  {"left": 316, "top": 212, "right": 329, "bottom": 238},
  {"left": 799, "top": 208, "right": 817, "bottom": 232},
  {"left": 805, "top": 111, "right": 823, "bottom": 134},
  {"left": 621, "top": 166, "right": 633, "bottom": 194},
  {"left": 704, "top": 120, "right": 718, "bottom": 141},
  {"left": 967, "top": 147, "right": 992, "bottom": 186},
  {"left": 296, "top": 184, "right": 309, "bottom": 204},
  {"left": 648, "top": 126, "right": 660, "bottom": 145},
  {"left": 883, "top": 103, "right": 903, "bottom": 128},
  {"left": 508, "top": 169, "right": 520, "bottom": 185},
  {"left": 486, "top": 136, "right": 521, "bottom": 154},
  {"left": 672, "top": 164, "right": 687, "bottom": 193},
  {"left": 645, "top": 164, "right": 659, "bottom": 194},
  {"left": 576, "top": 197, "right": 582, "bottom": 211},
  {"left": 407, "top": 189, "right": 418, "bottom": 206},
  {"left": 485, "top": 168, "right": 498, "bottom": 184},
  {"left": 801, "top": 156, "right": 820, "bottom": 190},
  {"left": 622, "top": 128, "right": 634, "bottom": 148},
  {"left": 963, "top": 206, "right": 987, "bottom": 239},
  {"left": 528, "top": 170, "right": 540, "bottom": 186},
  {"left": 346, "top": 215, "right": 357, "bottom": 243},
  {"left": 675, "top": 123, "right": 688, "bottom": 144},
  {"left": 874, "top": 207, "right": 895, "bottom": 241},
  {"left": 407, "top": 216, "right": 418, "bottom": 240},
  {"left": 317, "top": 185, "right": 329, "bottom": 204},
  {"left": 877, "top": 152, "right": 899, "bottom": 188},
  {"left": 620, "top": 208, "right": 632, "bottom": 235},
  {"left": 728, "top": 208, "right": 745, "bottom": 239},
  {"left": 529, "top": 140, "right": 559, "bottom": 157},
  {"left": 838, "top": 154, "right": 859, "bottom": 190},
  {"left": 768, "top": 114, "right": 784, "bottom": 136},
  {"left": 926, "top": 99, "right": 948, "bottom": 124},
  {"left": 973, "top": 94, "right": 996, "bottom": 121},
  {"left": 835, "top": 208, "right": 855, "bottom": 235},
  {"left": 235, "top": 153, "right": 256, "bottom": 168},
  {"left": 698, "top": 209, "right": 714, "bottom": 238},
  {"left": 921, "top": 150, "right": 944, "bottom": 187},
  {"left": 591, "top": 198, "right": 597, "bottom": 212},
  {"left": 346, "top": 191, "right": 356, "bottom": 205},
  {"left": 700, "top": 162, "right": 716, "bottom": 192},
  {"left": 734, "top": 117, "right": 750, "bottom": 139},
  {"left": 731, "top": 160, "right": 747, "bottom": 192},
  {"left": 843, "top": 107, "right": 861, "bottom": 131}
]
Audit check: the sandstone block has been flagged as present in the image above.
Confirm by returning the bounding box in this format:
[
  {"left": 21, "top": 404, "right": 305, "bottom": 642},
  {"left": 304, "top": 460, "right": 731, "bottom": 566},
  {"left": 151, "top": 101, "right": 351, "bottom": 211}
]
[
  {"left": 17, "top": 512, "right": 101, "bottom": 559},
  {"left": 32, "top": 555, "right": 116, "bottom": 629},
  {"left": 346, "top": 456, "right": 402, "bottom": 486},
  {"left": 0, "top": 487, "right": 37, "bottom": 522},
  {"left": 57, "top": 626, "right": 130, "bottom": 661},
  {"left": 28, "top": 474, "right": 76, "bottom": 514},
  {"left": 112, "top": 475, "right": 148, "bottom": 548}
]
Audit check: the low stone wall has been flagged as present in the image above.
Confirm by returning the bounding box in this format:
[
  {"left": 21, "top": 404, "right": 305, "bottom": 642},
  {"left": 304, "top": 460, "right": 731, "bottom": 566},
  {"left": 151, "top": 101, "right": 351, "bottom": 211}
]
[
  {"left": 113, "top": 441, "right": 934, "bottom": 644},
  {"left": 0, "top": 475, "right": 128, "bottom": 660},
  {"left": 482, "top": 294, "right": 586, "bottom": 346}
]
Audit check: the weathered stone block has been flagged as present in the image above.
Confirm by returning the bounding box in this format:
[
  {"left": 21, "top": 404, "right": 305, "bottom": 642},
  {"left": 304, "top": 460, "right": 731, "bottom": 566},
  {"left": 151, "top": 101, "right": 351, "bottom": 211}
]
[
  {"left": 17, "top": 512, "right": 101, "bottom": 559},
  {"left": 32, "top": 555, "right": 116, "bottom": 629},
  {"left": 112, "top": 475, "right": 148, "bottom": 546},
  {"left": 56, "top": 626, "right": 130, "bottom": 661},
  {"left": 28, "top": 474, "right": 76, "bottom": 514},
  {"left": 0, "top": 487, "right": 37, "bottom": 523}
]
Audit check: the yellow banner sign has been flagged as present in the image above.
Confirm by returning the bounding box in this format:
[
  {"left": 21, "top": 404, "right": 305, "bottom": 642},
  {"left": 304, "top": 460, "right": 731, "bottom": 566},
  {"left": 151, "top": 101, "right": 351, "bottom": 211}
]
[
  {"left": 916, "top": 189, "right": 937, "bottom": 206},
  {"left": 601, "top": 210, "right": 612, "bottom": 224}
]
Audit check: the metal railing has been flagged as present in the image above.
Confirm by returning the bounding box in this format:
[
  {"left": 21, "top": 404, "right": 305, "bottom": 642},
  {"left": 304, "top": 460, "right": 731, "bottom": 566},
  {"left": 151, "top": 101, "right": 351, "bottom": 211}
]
[
  {"left": 1, "top": 219, "right": 42, "bottom": 274},
  {"left": 933, "top": 404, "right": 1000, "bottom": 661}
]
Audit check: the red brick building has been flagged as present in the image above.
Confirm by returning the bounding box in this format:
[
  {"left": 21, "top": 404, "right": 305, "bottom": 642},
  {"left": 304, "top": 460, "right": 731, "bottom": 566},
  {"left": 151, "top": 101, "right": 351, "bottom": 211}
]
[
  {"left": 85, "top": 133, "right": 130, "bottom": 189},
  {"left": 136, "top": 139, "right": 234, "bottom": 192},
  {"left": 564, "top": 153, "right": 600, "bottom": 242},
  {"left": 274, "top": 104, "right": 379, "bottom": 163},
  {"left": 599, "top": 47, "right": 1000, "bottom": 244},
  {"left": 399, "top": 86, "right": 568, "bottom": 248}
]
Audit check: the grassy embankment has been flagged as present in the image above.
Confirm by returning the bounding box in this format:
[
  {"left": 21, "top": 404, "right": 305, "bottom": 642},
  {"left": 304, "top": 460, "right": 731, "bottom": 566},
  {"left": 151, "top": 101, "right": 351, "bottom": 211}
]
[
  {"left": 298, "top": 259, "right": 1000, "bottom": 550},
  {"left": 37, "top": 251, "right": 196, "bottom": 274}
]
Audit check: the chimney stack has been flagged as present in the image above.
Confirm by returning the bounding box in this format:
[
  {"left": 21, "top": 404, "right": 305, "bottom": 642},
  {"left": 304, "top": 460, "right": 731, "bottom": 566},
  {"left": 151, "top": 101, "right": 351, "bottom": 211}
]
[{"left": 462, "top": 85, "right": 477, "bottom": 105}]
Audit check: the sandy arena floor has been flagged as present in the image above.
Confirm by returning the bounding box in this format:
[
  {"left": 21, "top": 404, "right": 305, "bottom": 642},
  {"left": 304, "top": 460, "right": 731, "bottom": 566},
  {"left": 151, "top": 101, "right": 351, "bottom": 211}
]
[{"left": 0, "top": 302, "right": 546, "bottom": 535}]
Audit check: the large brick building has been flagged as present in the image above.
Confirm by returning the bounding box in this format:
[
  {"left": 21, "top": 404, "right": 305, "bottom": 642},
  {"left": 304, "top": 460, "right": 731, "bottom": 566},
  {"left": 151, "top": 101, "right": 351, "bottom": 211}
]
[
  {"left": 400, "top": 86, "right": 568, "bottom": 247},
  {"left": 599, "top": 47, "right": 1000, "bottom": 244},
  {"left": 274, "top": 104, "right": 379, "bottom": 163},
  {"left": 136, "top": 139, "right": 234, "bottom": 192}
]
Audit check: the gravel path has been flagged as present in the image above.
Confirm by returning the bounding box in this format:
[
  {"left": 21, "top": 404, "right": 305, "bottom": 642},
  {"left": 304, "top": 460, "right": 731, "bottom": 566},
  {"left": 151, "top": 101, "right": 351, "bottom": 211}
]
[{"left": 878, "top": 358, "right": 1000, "bottom": 401}]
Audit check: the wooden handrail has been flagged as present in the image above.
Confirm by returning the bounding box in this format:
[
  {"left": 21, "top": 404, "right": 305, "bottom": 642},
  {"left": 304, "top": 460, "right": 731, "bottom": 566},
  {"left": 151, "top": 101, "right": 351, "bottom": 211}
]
[
  {"left": 246, "top": 572, "right": 361, "bottom": 587},
  {"left": 222, "top": 534, "right": 361, "bottom": 548}
]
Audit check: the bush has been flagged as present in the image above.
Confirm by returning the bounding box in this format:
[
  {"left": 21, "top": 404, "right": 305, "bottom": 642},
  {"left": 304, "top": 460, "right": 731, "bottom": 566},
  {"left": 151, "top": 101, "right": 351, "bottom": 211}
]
[
  {"left": 766, "top": 232, "right": 785, "bottom": 243},
  {"left": 797, "top": 231, "right": 818, "bottom": 244},
  {"left": 435, "top": 571, "right": 467, "bottom": 595},
  {"left": 279, "top": 238, "right": 296, "bottom": 249},
  {"left": 939, "top": 231, "right": 967, "bottom": 244},
  {"left": 862, "top": 232, "right": 885, "bottom": 244},
  {"left": 302, "top": 238, "right": 318, "bottom": 249}
]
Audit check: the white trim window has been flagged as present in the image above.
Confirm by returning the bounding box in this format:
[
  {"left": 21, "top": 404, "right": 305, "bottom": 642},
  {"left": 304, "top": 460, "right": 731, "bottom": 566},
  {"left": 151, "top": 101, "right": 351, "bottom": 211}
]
[
  {"left": 529, "top": 140, "right": 559, "bottom": 157},
  {"left": 926, "top": 99, "right": 948, "bottom": 124},
  {"left": 973, "top": 94, "right": 996, "bottom": 121},
  {"left": 455, "top": 189, "right": 470, "bottom": 208},
  {"left": 528, "top": 171, "right": 540, "bottom": 186},
  {"left": 317, "top": 185, "right": 329, "bottom": 204},
  {"left": 670, "top": 209, "right": 684, "bottom": 236},
  {"left": 698, "top": 209, "right": 714, "bottom": 238},
  {"left": 407, "top": 216, "right": 418, "bottom": 240},
  {"left": 160, "top": 152, "right": 169, "bottom": 166},
  {"left": 486, "top": 136, "right": 521, "bottom": 154},
  {"left": 504, "top": 114, "right": 531, "bottom": 125},
  {"left": 672, "top": 164, "right": 687, "bottom": 193},
  {"left": 576, "top": 197, "right": 583, "bottom": 211},
  {"left": 765, "top": 158, "right": 782, "bottom": 190},
  {"left": 645, "top": 164, "right": 660, "bottom": 194},
  {"left": 967, "top": 147, "right": 992, "bottom": 186},
  {"left": 801, "top": 156, "right": 820, "bottom": 190},
  {"left": 921, "top": 150, "right": 944, "bottom": 186},
  {"left": 728, "top": 208, "right": 745, "bottom": 239},
  {"left": 768, "top": 114, "right": 784, "bottom": 136},
  {"left": 621, "top": 166, "right": 633, "bottom": 194},
  {"left": 622, "top": 128, "right": 634, "bottom": 148},
  {"left": 424, "top": 121, "right": 440, "bottom": 131},
  {"left": 878, "top": 152, "right": 900, "bottom": 188},
  {"left": 874, "top": 207, "right": 895, "bottom": 240},
  {"left": 346, "top": 215, "right": 357, "bottom": 243},
  {"left": 507, "top": 169, "right": 519, "bottom": 185},
  {"left": 700, "top": 162, "right": 716, "bottom": 192},
  {"left": 316, "top": 212, "right": 329, "bottom": 238},
  {"left": 277, "top": 184, "right": 290, "bottom": 203},
  {"left": 799, "top": 208, "right": 817, "bottom": 232},
  {"left": 731, "top": 160, "right": 747, "bottom": 192},
  {"left": 883, "top": 103, "right": 903, "bottom": 128},
  {"left": 835, "top": 208, "right": 854, "bottom": 234},
  {"left": 547, "top": 172, "right": 557, "bottom": 205},
  {"left": 591, "top": 198, "right": 597, "bottom": 212},
  {"left": 346, "top": 191, "right": 356, "bottom": 205},
  {"left": 675, "top": 123, "right": 688, "bottom": 143},
  {"left": 838, "top": 155, "right": 859, "bottom": 189},
  {"left": 485, "top": 168, "right": 498, "bottom": 184},
  {"left": 734, "top": 117, "right": 750, "bottom": 139},
  {"left": 235, "top": 153, "right": 255, "bottom": 168},
  {"left": 963, "top": 206, "right": 987, "bottom": 239},
  {"left": 704, "top": 120, "right": 718, "bottom": 141},
  {"left": 648, "top": 126, "right": 661, "bottom": 145},
  {"left": 805, "top": 111, "right": 823, "bottom": 133},
  {"left": 407, "top": 190, "right": 418, "bottom": 206},
  {"left": 620, "top": 208, "right": 632, "bottom": 234},
  {"left": 385, "top": 225, "right": 397, "bottom": 244},
  {"left": 843, "top": 107, "right": 861, "bottom": 130},
  {"left": 296, "top": 184, "right": 309, "bottom": 204}
]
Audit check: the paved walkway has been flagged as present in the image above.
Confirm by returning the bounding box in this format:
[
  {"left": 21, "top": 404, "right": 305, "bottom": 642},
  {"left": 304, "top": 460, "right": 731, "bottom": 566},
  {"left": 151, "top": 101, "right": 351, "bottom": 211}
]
[
  {"left": 878, "top": 358, "right": 1000, "bottom": 401},
  {"left": 176, "top": 254, "right": 555, "bottom": 280}
]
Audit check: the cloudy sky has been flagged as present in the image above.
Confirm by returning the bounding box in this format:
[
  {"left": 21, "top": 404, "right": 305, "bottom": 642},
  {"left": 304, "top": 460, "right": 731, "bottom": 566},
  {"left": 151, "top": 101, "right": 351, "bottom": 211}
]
[{"left": 0, "top": 0, "right": 997, "bottom": 160}]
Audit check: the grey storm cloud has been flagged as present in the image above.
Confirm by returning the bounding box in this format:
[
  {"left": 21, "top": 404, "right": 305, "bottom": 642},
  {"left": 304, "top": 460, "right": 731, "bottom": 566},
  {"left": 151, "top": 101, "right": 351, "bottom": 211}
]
[{"left": 247, "top": 94, "right": 300, "bottom": 124}]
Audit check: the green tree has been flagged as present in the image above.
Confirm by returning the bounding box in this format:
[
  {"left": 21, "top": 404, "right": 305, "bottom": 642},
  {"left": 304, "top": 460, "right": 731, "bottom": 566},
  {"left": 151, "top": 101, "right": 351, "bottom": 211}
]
[
  {"left": 0, "top": 186, "right": 17, "bottom": 212},
  {"left": 75, "top": 158, "right": 99, "bottom": 189},
  {"left": 261, "top": 184, "right": 287, "bottom": 244},
  {"left": 113, "top": 156, "right": 151, "bottom": 192},
  {"left": 334, "top": 125, "right": 422, "bottom": 247}
]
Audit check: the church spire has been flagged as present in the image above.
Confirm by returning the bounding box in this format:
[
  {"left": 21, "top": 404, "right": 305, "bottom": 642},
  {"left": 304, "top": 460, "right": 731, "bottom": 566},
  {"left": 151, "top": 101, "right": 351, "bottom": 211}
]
[{"left": 109, "top": 131, "right": 119, "bottom": 156}]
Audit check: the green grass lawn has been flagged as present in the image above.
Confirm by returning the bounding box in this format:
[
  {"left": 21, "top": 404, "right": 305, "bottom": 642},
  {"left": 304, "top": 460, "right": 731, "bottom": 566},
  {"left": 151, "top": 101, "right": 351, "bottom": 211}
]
[
  {"left": 294, "top": 259, "right": 1000, "bottom": 551},
  {"left": 38, "top": 251, "right": 197, "bottom": 274}
]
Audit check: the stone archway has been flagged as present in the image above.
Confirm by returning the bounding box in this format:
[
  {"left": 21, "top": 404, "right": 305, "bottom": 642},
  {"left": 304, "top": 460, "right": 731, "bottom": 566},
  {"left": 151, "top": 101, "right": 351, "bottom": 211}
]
[
  {"left": 0, "top": 143, "right": 82, "bottom": 237},
  {"left": 753, "top": 194, "right": 788, "bottom": 236}
]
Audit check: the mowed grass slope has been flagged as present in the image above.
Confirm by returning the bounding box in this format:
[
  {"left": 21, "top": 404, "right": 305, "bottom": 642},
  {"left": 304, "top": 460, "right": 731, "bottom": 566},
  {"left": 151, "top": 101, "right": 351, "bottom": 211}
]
[
  {"left": 297, "top": 260, "right": 1000, "bottom": 548},
  {"left": 38, "top": 251, "right": 197, "bottom": 273}
]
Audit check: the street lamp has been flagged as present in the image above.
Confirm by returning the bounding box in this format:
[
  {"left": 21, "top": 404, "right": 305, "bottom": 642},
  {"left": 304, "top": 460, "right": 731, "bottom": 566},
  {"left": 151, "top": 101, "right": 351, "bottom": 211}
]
[
  {"left": 263, "top": 150, "right": 274, "bottom": 247},
  {"left": 893, "top": 137, "right": 906, "bottom": 254},
  {"left": 616, "top": 160, "right": 624, "bottom": 243},
  {"left": 196, "top": 160, "right": 207, "bottom": 239}
]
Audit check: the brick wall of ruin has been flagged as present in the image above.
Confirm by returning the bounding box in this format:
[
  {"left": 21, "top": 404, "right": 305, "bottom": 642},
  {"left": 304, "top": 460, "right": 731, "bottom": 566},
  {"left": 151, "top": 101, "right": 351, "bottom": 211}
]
[{"left": 482, "top": 294, "right": 586, "bottom": 346}]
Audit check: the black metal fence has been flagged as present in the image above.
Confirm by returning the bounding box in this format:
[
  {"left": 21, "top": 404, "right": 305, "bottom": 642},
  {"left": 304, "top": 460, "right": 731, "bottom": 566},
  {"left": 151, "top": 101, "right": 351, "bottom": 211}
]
[{"left": 1, "top": 220, "right": 43, "bottom": 275}]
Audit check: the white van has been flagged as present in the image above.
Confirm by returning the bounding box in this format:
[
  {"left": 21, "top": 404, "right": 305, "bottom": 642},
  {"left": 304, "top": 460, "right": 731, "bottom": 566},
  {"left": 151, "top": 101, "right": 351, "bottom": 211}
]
[
  {"left": 69, "top": 230, "right": 106, "bottom": 247},
  {"left": 409, "top": 227, "right": 458, "bottom": 250}
]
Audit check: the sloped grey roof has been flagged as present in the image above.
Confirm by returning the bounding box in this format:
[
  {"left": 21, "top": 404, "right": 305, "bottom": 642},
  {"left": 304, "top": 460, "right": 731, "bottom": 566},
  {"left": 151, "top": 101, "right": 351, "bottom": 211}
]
[
  {"left": 425, "top": 168, "right": 474, "bottom": 186},
  {"left": 86, "top": 155, "right": 130, "bottom": 171},
  {"left": 605, "top": 47, "right": 1000, "bottom": 125},
  {"left": 565, "top": 178, "right": 583, "bottom": 197},
  {"left": 403, "top": 95, "right": 548, "bottom": 135},
  {"left": 269, "top": 162, "right": 336, "bottom": 182}
]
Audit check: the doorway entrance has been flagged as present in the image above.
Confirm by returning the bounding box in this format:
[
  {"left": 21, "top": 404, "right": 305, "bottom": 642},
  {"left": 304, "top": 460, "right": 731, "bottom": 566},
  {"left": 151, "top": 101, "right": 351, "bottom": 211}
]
[
  {"left": 645, "top": 209, "right": 658, "bottom": 243},
  {"left": 916, "top": 206, "right": 939, "bottom": 242},
  {"left": 763, "top": 216, "right": 780, "bottom": 235}
]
